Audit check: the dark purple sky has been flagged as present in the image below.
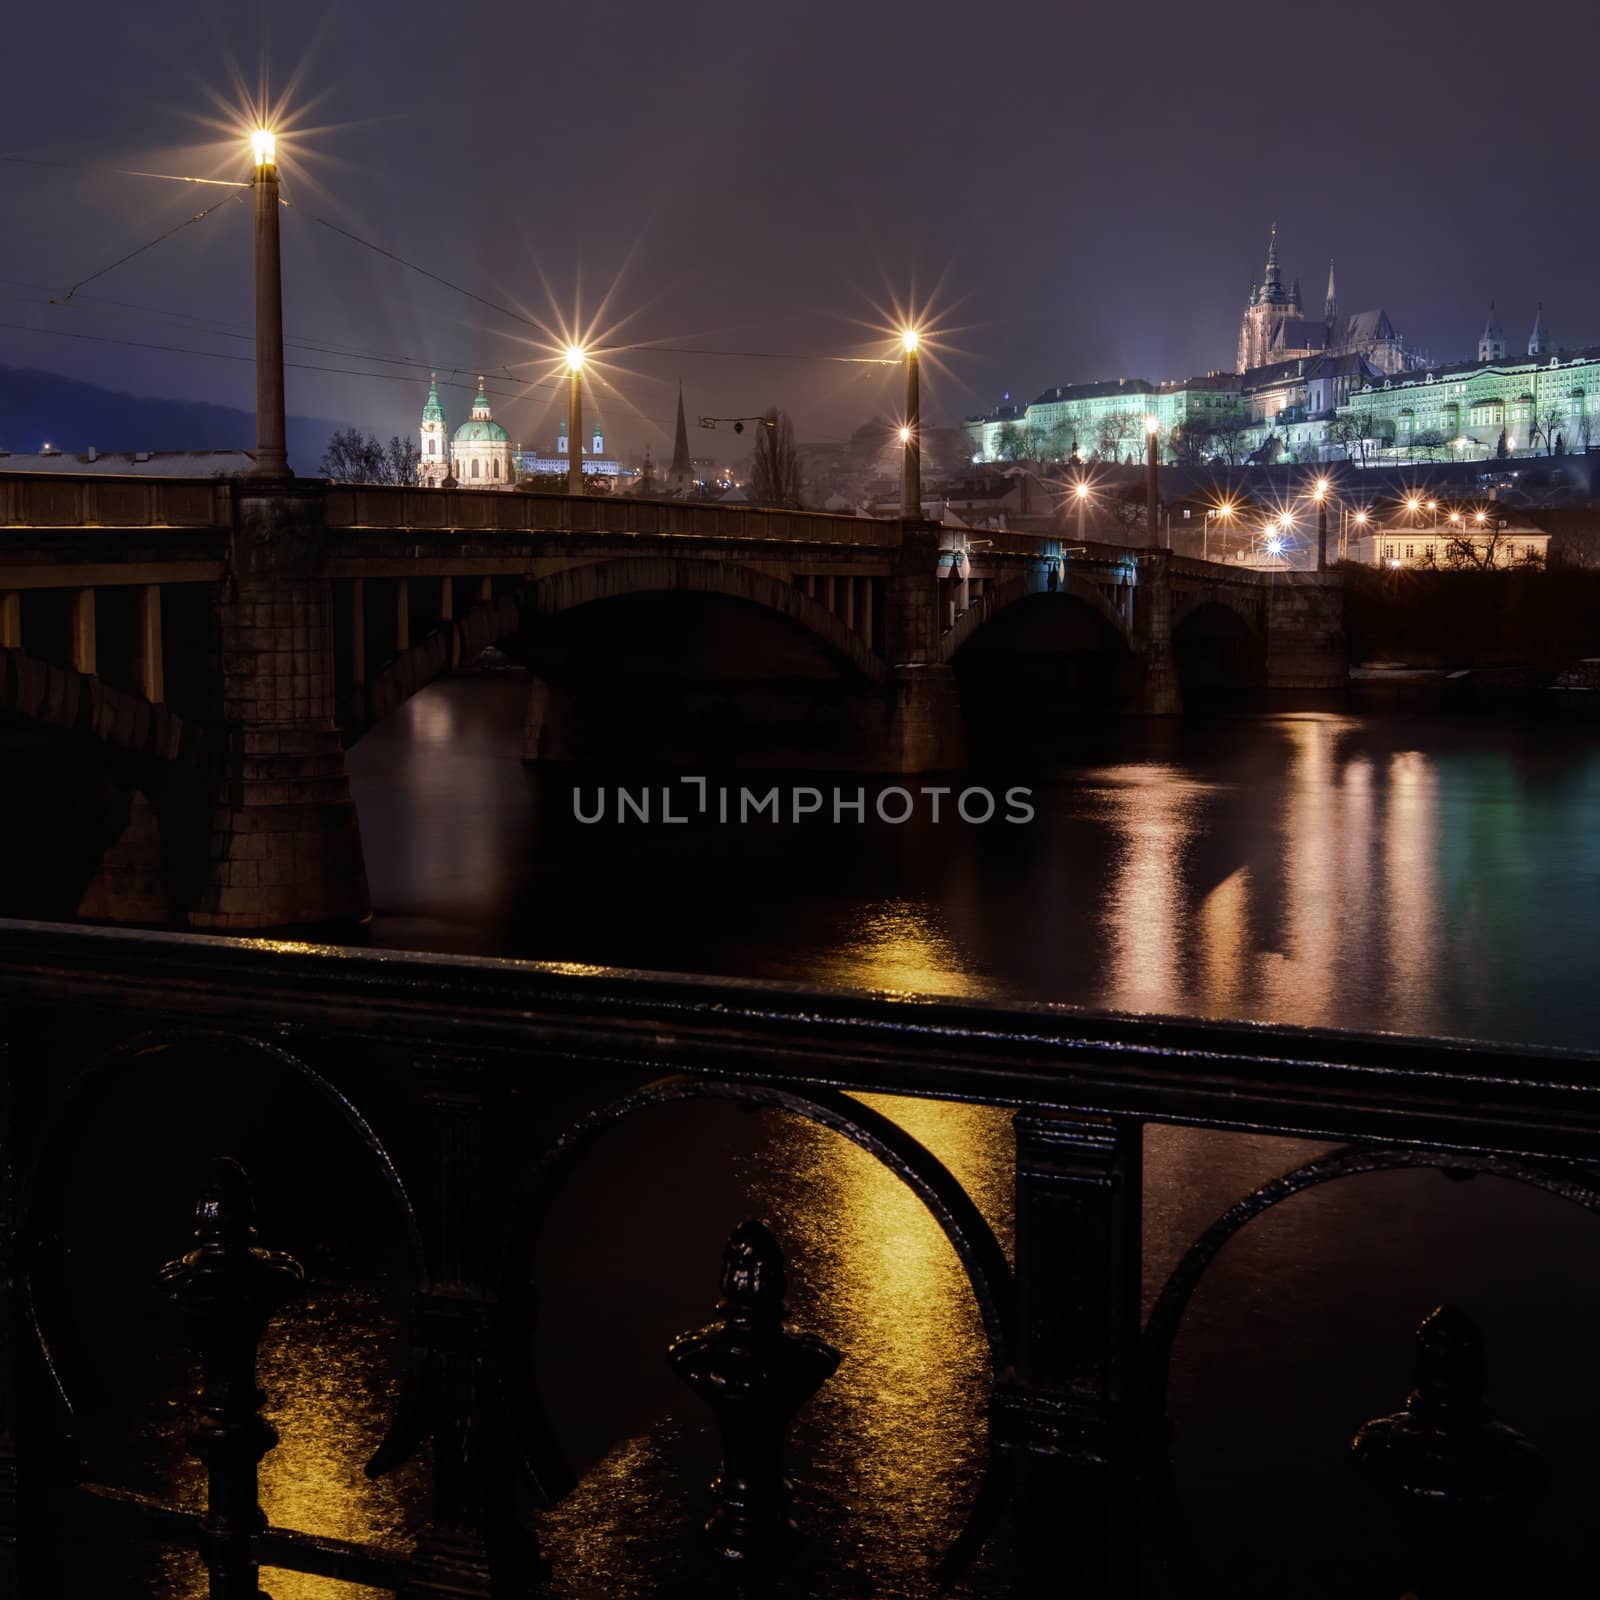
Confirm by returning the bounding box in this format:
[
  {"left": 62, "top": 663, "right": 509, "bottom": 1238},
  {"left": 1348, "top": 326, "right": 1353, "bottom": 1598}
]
[{"left": 3, "top": 0, "right": 1593, "bottom": 462}]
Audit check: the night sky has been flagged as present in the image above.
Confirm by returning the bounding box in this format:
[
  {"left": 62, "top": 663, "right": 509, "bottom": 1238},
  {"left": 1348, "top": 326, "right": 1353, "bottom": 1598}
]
[{"left": 3, "top": 0, "right": 1594, "bottom": 461}]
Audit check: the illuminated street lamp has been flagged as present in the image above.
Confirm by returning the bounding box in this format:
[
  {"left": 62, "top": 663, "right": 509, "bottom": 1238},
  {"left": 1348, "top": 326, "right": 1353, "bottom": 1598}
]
[
  {"left": 1348, "top": 506, "right": 1370, "bottom": 562},
  {"left": 1144, "top": 415, "right": 1160, "bottom": 547},
  {"left": 248, "top": 128, "right": 289, "bottom": 479},
  {"left": 566, "top": 343, "right": 586, "bottom": 496},
  {"left": 1074, "top": 479, "right": 1090, "bottom": 542},
  {"left": 1312, "top": 476, "right": 1331, "bottom": 571},
  {"left": 901, "top": 328, "right": 921, "bottom": 521},
  {"left": 1204, "top": 498, "right": 1236, "bottom": 562}
]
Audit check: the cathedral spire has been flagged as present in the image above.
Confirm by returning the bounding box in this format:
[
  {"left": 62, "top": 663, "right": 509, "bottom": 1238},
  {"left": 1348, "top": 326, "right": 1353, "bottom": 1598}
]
[
  {"left": 667, "top": 379, "right": 694, "bottom": 490},
  {"left": 1263, "top": 223, "right": 1281, "bottom": 289},
  {"left": 1324, "top": 259, "right": 1337, "bottom": 326}
]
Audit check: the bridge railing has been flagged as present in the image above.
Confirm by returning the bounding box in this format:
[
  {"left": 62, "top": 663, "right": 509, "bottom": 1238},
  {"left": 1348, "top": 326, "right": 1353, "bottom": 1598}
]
[{"left": 0, "top": 919, "right": 1582, "bottom": 1595}]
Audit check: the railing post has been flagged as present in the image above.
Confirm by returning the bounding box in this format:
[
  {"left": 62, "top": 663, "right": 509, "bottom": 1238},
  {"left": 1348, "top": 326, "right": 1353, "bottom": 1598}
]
[
  {"left": 1001, "top": 1113, "right": 1142, "bottom": 1595},
  {"left": 398, "top": 1055, "right": 540, "bottom": 1598},
  {"left": 668, "top": 1221, "right": 839, "bottom": 1562},
  {"left": 1352, "top": 1304, "right": 1548, "bottom": 1599},
  {"left": 161, "top": 1159, "right": 303, "bottom": 1600}
]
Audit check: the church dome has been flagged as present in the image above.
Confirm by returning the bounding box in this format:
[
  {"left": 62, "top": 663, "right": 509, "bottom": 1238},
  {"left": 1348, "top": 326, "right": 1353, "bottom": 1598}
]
[
  {"left": 454, "top": 418, "right": 510, "bottom": 443},
  {"left": 454, "top": 378, "right": 509, "bottom": 442}
]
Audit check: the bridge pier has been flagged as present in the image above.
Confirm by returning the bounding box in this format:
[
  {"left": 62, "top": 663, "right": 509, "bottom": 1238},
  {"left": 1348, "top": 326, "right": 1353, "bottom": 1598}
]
[
  {"left": 188, "top": 484, "right": 370, "bottom": 932},
  {"left": 1263, "top": 570, "right": 1348, "bottom": 692},
  {"left": 521, "top": 672, "right": 573, "bottom": 762},
  {"left": 880, "top": 525, "right": 968, "bottom": 771},
  {"left": 1129, "top": 551, "right": 1181, "bottom": 716}
]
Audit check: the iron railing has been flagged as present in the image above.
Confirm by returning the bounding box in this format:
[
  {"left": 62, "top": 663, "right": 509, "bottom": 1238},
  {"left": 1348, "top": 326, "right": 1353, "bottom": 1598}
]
[{"left": 1, "top": 916, "right": 1595, "bottom": 1596}]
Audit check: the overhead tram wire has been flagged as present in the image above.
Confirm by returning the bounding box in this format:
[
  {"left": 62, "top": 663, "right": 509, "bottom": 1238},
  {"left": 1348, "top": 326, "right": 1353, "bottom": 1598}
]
[
  {"left": 0, "top": 153, "right": 250, "bottom": 188},
  {"left": 8, "top": 153, "right": 901, "bottom": 368},
  {"left": 51, "top": 190, "right": 245, "bottom": 304},
  {"left": 293, "top": 210, "right": 900, "bottom": 367},
  {"left": 0, "top": 321, "right": 686, "bottom": 429}
]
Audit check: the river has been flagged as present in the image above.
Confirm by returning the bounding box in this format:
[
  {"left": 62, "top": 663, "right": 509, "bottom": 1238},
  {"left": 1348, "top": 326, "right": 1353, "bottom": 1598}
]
[{"left": 103, "top": 675, "right": 1600, "bottom": 1597}]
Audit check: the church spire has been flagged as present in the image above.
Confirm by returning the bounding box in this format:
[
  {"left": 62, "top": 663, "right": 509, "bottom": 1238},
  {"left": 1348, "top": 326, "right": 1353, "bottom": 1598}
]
[
  {"left": 1324, "top": 259, "right": 1338, "bottom": 326},
  {"left": 1528, "top": 302, "right": 1552, "bottom": 357},
  {"left": 1479, "top": 300, "right": 1506, "bottom": 364},
  {"left": 667, "top": 380, "right": 694, "bottom": 489}
]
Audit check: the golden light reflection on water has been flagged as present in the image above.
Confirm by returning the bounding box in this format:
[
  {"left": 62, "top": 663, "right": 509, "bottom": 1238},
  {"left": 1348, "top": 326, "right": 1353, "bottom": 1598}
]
[
  {"left": 1089, "top": 765, "right": 1204, "bottom": 1015},
  {"left": 808, "top": 898, "right": 997, "bottom": 999}
]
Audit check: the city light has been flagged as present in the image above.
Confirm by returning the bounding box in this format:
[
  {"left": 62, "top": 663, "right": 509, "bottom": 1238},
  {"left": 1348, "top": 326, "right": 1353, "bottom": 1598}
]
[
  {"left": 1266, "top": 535, "right": 1285, "bottom": 555},
  {"left": 1075, "top": 482, "right": 1090, "bottom": 500},
  {"left": 1215, "top": 499, "right": 1236, "bottom": 520},
  {"left": 565, "top": 344, "right": 586, "bottom": 373},
  {"left": 1353, "top": 510, "right": 1370, "bottom": 526},
  {"left": 1406, "top": 496, "right": 1422, "bottom": 513},
  {"left": 902, "top": 328, "right": 920, "bottom": 354},
  {"left": 1144, "top": 415, "right": 1160, "bottom": 437},
  {"left": 899, "top": 425, "right": 912, "bottom": 444},
  {"left": 1313, "top": 477, "right": 1330, "bottom": 501},
  {"left": 251, "top": 129, "right": 276, "bottom": 166}
]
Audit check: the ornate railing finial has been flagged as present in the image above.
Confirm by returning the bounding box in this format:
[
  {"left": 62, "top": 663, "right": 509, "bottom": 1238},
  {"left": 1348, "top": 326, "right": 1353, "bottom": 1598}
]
[
  {"left": 161, "top": 1158, "right": 303, "bottom": 1599},
  {"left": 1351, "top": 1304, "right": 1548, "bottom": 1597},
  {"left": 668, "top": 1221, "right": 840, "bottom": 1562}
]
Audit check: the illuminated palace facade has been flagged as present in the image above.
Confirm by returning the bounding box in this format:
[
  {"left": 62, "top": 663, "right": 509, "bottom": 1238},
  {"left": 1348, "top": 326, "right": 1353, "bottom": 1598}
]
[{"left": 964, "top": 375, "right": 1245, "bottom": 463}]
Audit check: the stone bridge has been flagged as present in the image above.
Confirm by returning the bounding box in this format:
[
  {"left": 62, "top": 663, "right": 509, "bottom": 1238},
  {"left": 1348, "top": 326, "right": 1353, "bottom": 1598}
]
[{"left": 0, "top": 472, "right": 1344, "bottom": 930}]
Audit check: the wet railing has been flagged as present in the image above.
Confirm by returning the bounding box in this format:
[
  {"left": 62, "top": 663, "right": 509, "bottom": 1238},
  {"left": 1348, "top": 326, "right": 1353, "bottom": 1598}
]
[{"left": 1, "top": 917, "right": 1596, "bottom": 1596}]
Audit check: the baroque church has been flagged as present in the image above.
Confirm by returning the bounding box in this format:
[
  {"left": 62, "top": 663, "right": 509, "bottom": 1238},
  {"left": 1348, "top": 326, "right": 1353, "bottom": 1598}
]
[
  {"left": 1235, "top": 226, "right": 1425, "bottom": 377},
  {"left": 416, "top": 374, "right": 516, "bottom": 489}
]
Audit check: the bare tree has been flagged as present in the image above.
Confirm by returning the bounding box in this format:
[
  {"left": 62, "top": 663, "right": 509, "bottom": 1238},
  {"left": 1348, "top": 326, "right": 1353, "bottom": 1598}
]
[
  {"left": 1211, "top": 415, "right": 1251, "bottom": 468},
  {"left": 321, "top": 429, "right": 420, "bottom": 484},
  {"left": 1532, "top": 407, "right": 1564, "bottom": 457},
  {"left": 1096, "top": 412, "right": 1135, "bottom": 462},
  {"left": 750, "top": 408, "right": 802, "bottom": 507},
  {"left": 1411, "top": 430, "right": 1448, "bottom": 463},
  {"left": 1167, "top": 423, "right": 1212, "bottom": 466},
  {"left": 385, "top": 435, "right": 420, "bottom": 486}
]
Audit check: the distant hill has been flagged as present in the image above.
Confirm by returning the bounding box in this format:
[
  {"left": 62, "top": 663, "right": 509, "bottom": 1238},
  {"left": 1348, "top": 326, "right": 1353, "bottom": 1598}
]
[{"left": 0, "top": 365, "right": 347, "bottom": 471}]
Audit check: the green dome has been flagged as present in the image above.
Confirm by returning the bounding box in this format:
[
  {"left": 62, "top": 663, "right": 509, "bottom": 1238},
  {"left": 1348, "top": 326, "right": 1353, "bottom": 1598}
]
[
  {"left": 454, "top": 419, "right": 510, "bottom": 443},
  {"left": 422, "top": 377, "right": 445, "bottom": 424}
]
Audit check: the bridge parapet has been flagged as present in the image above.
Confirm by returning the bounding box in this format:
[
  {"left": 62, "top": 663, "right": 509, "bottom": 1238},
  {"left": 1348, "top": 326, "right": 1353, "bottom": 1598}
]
[
  {"left": 322, "top": 484, "right": 901, "bottom": 546},
  {"left": 0, "top": 471, "right": 231, "bottom": 530}
]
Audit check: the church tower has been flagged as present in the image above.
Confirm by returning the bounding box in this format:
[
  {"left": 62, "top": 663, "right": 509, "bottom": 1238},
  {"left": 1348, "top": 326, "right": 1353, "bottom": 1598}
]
[
  {"left": 666, "top": 381, "right": 695, "bottom": 493},
  {"left": 1236, "top": 224, "right": 1295, "bottom": 373},
  {"left": 1478, "top": 302, "right": 1506, "bottom": 365},
  {"left": 418, "top": 374, "right": 449, "bottom": 486},
  {"left": 1324, "top": 260, "right": 1338, "bottom": 330},
  {"left": 1528, "top": 303, "right": 1552, "bottom": 357}
]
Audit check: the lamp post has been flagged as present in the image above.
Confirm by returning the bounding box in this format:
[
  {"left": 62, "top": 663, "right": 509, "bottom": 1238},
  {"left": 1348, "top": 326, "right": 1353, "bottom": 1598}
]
[
  {"left": 1349, "top": 508, "right": 1369, "bottom": 563},
  {"left": 1313, "top": 476, "right": 1330, "bottom": 571},
  {"left": 1144, "top": 416, "right": 1160, "bottom": 547},
  {"left": 1074, "top": 479, "right": 1089, "bottom": 543},
  {"left": 901, "top": 329, "right": 921, "bottom": 520},
  {"left": 1205, "top": 500, "right": 1235, "bottom": 563},
  {"left": 566, "top": 345, "right": 586, "bottom": 497},
  {"left": 248, "top": 130, "right": 290, "bottom": 480}
]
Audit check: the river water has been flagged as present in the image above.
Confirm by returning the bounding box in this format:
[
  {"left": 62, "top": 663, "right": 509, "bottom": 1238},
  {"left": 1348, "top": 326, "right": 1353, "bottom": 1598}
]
[{"left": 101, "top": 675, "right": 1600, "bottom": 1597}]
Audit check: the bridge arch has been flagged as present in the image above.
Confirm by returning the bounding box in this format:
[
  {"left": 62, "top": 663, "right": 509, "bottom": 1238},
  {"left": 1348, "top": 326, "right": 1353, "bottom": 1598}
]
[
  {"left": 1170, "top": 596, "right": 1265, "bottom": 698},
  {"left": 345, "top": 557, "right": 886, "bottom": 745},
  {"left": 939, "top": 568, "right": 1134, "bottom": 665}
]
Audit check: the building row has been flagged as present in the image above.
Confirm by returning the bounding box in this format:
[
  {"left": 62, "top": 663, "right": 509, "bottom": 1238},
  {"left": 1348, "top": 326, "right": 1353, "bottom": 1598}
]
[{"left": 965, "top": 228, "right": 1590, "bottom": 469}]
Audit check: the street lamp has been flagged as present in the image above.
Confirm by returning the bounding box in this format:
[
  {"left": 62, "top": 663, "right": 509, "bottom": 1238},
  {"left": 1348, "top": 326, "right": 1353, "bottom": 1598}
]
[
  {"left": 1074, "top": 479, "right": 1090, "bottom": 542},
  {"left": 248, "top": 127, "right": 290, "bottom": 479},
  {"left": 1313, "top": 476, "right": 1330, "bottom": 571},
  {"left": 1349, "top": 507, "right": 1369, "bottom": 563},
  {"left": 566, "top": 344, "right": 586, "bottom": 496},
  {"left": 901, "top": 328, "right": 921, "bottom": 521},
  {"left": 1144, "top": 415, "right": 1160, "bottom": 547},
  {"left": 1205, "top": 499, "right": 1236, "bottom": 562}
]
